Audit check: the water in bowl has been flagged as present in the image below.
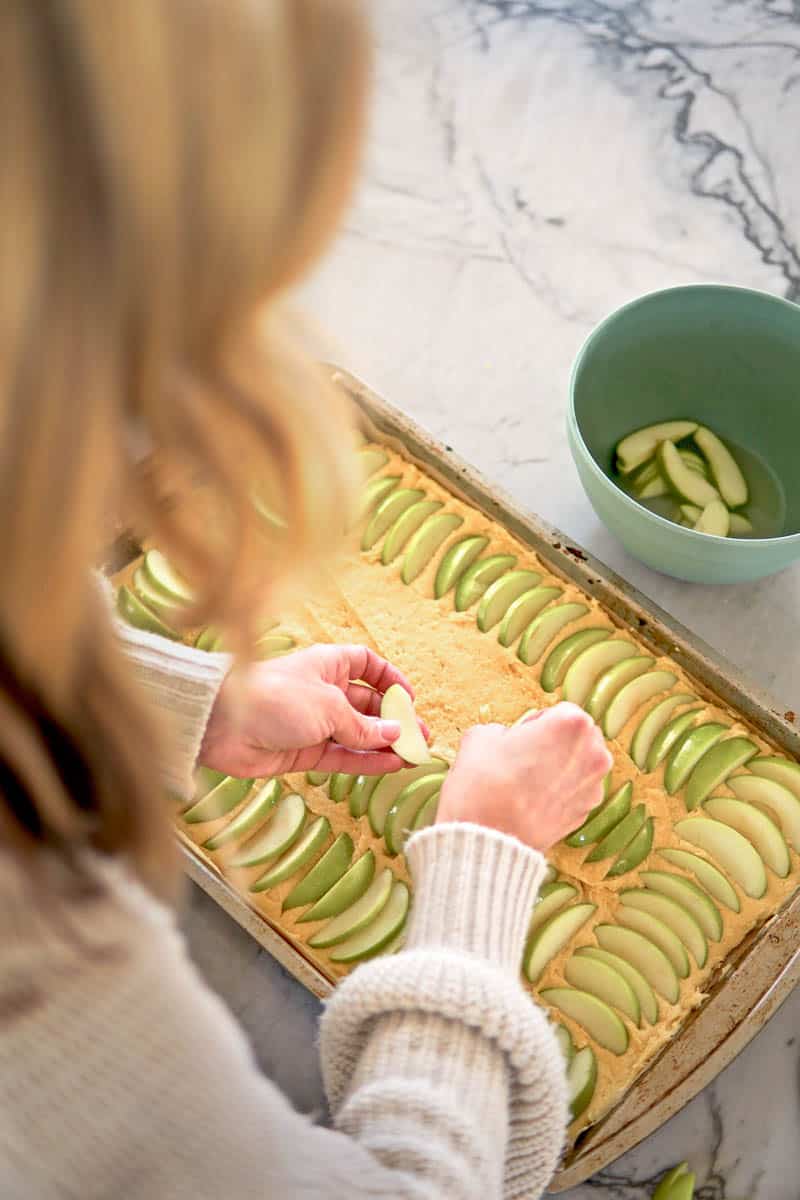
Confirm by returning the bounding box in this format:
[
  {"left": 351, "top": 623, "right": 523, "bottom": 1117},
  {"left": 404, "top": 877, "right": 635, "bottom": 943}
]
[{"left": 618, "top": 437, "right": 786, "bottom": 539}]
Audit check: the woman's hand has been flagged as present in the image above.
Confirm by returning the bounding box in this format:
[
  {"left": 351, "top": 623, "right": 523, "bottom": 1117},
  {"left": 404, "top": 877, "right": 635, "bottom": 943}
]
[
  {"left": 199, "top": 644, "right": 427, "bottom": 779},
  {"left": 436, "top": 703, "right": 612, "bottom": 852}
]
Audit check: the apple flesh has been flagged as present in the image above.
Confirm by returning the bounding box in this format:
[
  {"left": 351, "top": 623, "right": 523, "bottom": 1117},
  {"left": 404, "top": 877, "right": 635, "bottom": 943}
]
[{"left": 380, "top": 685, "right": 430, "bottom": 766}]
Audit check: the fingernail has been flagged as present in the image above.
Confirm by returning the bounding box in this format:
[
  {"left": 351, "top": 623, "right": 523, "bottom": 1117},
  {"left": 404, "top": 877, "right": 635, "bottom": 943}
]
[{"left": 379, "top": 719, "right": 401, "bottom": 742}]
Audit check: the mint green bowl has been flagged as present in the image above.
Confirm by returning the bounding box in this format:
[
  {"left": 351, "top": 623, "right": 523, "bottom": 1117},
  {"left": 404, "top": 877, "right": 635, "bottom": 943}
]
[{"left": 568, "top": 285, "right": 800, "bottom": 583}]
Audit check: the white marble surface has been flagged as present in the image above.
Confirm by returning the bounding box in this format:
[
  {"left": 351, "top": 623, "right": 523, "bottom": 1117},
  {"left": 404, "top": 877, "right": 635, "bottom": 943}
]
[{"left": 182, "top": 2, "right": 800, "bottom": 1196}]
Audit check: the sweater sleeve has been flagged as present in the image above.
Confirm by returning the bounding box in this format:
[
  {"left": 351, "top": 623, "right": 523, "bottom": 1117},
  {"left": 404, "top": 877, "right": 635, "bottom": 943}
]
[{"left": 0, "top": 828, "right": 568, "bottom": 1200}]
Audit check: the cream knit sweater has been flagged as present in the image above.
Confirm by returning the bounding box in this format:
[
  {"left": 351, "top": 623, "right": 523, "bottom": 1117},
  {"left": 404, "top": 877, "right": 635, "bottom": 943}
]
[{"left": 0, "top": 623, "right": 569, "bottom": 1200}]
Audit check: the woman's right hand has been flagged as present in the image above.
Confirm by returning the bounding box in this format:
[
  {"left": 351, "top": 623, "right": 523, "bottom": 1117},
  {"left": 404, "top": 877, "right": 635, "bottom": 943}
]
[{"left": 436, "top": 703, "right": 613, "bottom": 852}]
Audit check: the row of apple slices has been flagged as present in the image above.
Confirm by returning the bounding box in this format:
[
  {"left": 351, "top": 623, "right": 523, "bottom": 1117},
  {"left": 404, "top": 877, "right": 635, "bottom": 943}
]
[
  {"left": 304, "top": 759, "right": 448, "bottom": 856},
  {"left": 182, "top": 773, "right": 408, "bottom": 962}
]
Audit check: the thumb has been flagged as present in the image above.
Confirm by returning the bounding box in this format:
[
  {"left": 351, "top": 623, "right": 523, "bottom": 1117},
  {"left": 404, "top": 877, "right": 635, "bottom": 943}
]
[{"left": 328, "top": 690, "right": 401, "bottom": 751}]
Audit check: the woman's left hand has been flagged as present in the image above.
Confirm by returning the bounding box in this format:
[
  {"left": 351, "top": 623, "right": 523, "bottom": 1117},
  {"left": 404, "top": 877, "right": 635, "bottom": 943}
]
[{"left": 199, "top": 644, "right": 427, "bottom": 779}]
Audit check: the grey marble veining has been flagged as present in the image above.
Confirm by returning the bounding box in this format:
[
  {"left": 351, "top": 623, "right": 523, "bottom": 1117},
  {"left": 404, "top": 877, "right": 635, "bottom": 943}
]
[{"left": 182, "top": 3, "right": 800, "bottom": 1197}]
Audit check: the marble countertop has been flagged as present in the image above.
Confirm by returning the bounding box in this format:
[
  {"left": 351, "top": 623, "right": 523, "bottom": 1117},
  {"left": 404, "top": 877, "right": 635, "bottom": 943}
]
[{"left": 183, "top": 2, "right": 800, "bottom": 1196}]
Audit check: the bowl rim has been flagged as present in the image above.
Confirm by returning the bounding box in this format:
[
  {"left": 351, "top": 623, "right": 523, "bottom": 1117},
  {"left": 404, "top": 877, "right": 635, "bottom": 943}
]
[{"left": 567, "top": 283, "right": 800, "bottom": 548}]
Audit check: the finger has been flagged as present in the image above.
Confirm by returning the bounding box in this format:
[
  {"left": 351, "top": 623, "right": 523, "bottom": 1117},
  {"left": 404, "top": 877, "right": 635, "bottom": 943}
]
[
  {"left": 327, "top": 644, "right": 415, "bottom": 698},
  {"left": 328, "top": 688, "right": 402, "bottom": 751},
  {"left": 345, "top": 683, "right": 383, "bottom": 717},
  {"left": 312, "top": 744, "right": 408, "bottom": 775}
]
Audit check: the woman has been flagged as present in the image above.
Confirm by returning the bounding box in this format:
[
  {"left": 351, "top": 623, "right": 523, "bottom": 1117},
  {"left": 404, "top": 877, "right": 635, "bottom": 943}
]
[{"left": 0, "top": 3, "right": 612, "bottom": 1198}]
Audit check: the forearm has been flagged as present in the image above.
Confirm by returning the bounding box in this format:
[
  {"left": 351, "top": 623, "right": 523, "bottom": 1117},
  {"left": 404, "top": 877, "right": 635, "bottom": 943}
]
[{"left": 321, "top": 824, "right": 570, "bottom": 1199}]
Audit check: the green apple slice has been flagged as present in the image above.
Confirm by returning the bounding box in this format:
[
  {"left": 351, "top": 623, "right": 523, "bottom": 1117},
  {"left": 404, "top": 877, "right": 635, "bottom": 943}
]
[
  {"left": 541, "top": 628, "right": 612, "bottom": 693},
  {"left": 616, "top": 906, "right": 690, "bottom": 979},
  {"left": 631, "top": 694, "right": 697, "bottom": 770},
  {"left": 540, "top": 988, "right": 629, "bottom": 1056},
  {"left": 132, "top": 566, "right": 183, "bottom": 616},
  {"left": 620, "top": 889, "right": 707, "bottom": 968},
  {"left": 381, "top": 498, "right": 443, "bottom": 564},
  {"left": 476, "top": 569, "right": 543, "bottom": 632},
  {"left": 693, "top": 426, "right": 748, "bottom": 507},
  {"left": 142, "top": 549, "right": 195, "bottom": 604},
  {"left": 567, "top": 1046, "right": 597, "bottom": 1119},
  {"left": 348, "top": 773, "right": 380, "bottom": 818},
  {"left": 673, "top": 816, "right": 766, "bottom": 898},
  {"left": 328, "top": 773, "right": 355, "bottom": 803},
  {"left": 380, "top": 684, "right": 430, "bottom": 766},
  {"left": 646, "top": 708, "right": 704, "bottom": 772},
  {"left": 497, "top": 586, "right": 562, "bottom": 647},
  {"left": 605, "top": 817, "right": 654, "bottom": 879},
  {"left": 543, "top": 864, "right": 558, "bottom": 885},
  {"left": 657, "top": 440, "right": 720, "bottom": 506},
  {"left": 305, "top": 771, "right": 329, "bottom": 787},
  {"left": 256, "top": 634, "right": 295, "bottom": 659},
  {"left": 523, "top": 903, "right": 596, "bottom": 984},
  {"left": 565, "top": 954, "right": 640, "bottom": 1025},
  {"left": 518, "top": 602, "right": 589, "bottom": 666},
  {"left": 703, "top": 796, "right": 790, "bottom": 878},
  {"left": 203, "top": 779, "right": 280, "bottom": 849},
  {"left": 653, "top": 1162, "right": 695, "bottom": 1200},
  {"left": 361, "top": 488, "right": 424, "bottom": 550},
  {"left": 193, "top": 766, "right": 226, "bottom": 800},
  {"left": 566, "top": 782, "right": 632, "bottom": 848},
  {"left": 384, "top": 775, "right": 443, "bottom": 855},
  {"left": 616, "top": 421, "right": 699, "bottom": 474},
  {"left": 637, "top": 474, "right": 669, "bottom": 500},
  {"left": 585, "top": 804, "right": 646, "bottom": 863},
  {"left": 729, "top": 511, "right": 754, "bottom": 536},
  {"left": 576, "top": 946, "right": 659, "bottom": 1025},
  {"left": 553, "top": 1023, "right": 575, "bottom": 1066},
  {"left": 358, "top": 447, "right": 389, "bottom": 478},
  {"left": 629, "top": 458, "right": 660, "bottom": 490},
  {"left": 360, "top": 474, "right": 400, "bottom": 518},
  {"left": 679, "top": 449, "right": 708, "bottom": 476},
  {"left": 729, "top": 774, "right": 800, "bottom": 851},
  {"left": 282, "top": 833, "right": 353, "bottom": 911},
  {"left": 195, "top": 627, "right": 222, "bottom": 652},
  {"left": 309, "top": 867, "right": 393, "bottom": 948},
  {"left": 528, "top": 882, "right": 579, "bottom": 934},
  {"left": 454, "top": 554, "right": 517, "bottom": 611},
  {"left": 298, "top": 849, "right": 374, "bottom": 922},
  {"left": 683, "top": 736, "right": 758, "bottom": 810},
  {"left": 602, "top": 670, "right": 677, "bottom": 740},
  {"left": 748, "top": 756, "right": 800, "bottom": 802},
  {"left": 693, "top": 498, "right": 730, "bottom": 537},
  {"left": 117, "top": 586, "right": 179, "bottom": 639},
  {"left": 183, "top": 776, "right": 254, "bottom": 825},
  {"left": 329, "top": 881, "right": 410, "bottom": 963},
  {"left": 434, "top": 535, "right": 489, "bottom": 598},
  {"left": 412, "top": 790, "right": 440, "bottom": 831},
  {"left": 679, "top": 503, "right": 703, "bottom": 524},
  {"left": 562, "top": 639, "right": 638, "bottom": 707},
  {"left": 663, "top": 723, "right": 728, "bottom": 794},
  {"left": 585, "top": 656, "right": 655, "bottom": 722},
  {"left": 368, "top": 762, "right": 446, "bottom": 836},
  {"left": 657, "top": 848, "right": 740, "bottom": 912},
  {"left": 596, "top": 923, "right": 680, "bottom": 1004},
  {"left": 250, "top": 816, "right": 330, "bottom": 892},
  {"left": 230, "top": 792, "right": 306, "bottom": 867},
  {"left": 639, "top": 871, "right": 723, "bottom": 941},
  {"left": 401, "top": 512, "right": 464, "bottom": 584}
]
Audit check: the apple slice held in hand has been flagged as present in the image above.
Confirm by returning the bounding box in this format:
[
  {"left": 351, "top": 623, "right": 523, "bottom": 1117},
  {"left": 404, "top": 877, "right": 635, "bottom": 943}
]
[
  {"left": 380, "top": 684, "right": 430, "bottom": 766},
  {"left": 541, "top": 988, "right": 629, "bottom": 1056}
]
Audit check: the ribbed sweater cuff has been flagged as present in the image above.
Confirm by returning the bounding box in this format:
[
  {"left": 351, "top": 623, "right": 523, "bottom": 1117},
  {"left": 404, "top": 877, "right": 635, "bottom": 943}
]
[
  {"left": 113, "top": 622, "right": 231, "bottom": 800},
  {"left": 403, "top": 824, "right": 547, "bottom": 974}
]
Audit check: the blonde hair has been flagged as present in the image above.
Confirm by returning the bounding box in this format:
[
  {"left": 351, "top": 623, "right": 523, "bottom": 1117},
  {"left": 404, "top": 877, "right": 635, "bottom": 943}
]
[{"left": 0, "top": 0, "right": 369, "bottom": 895}]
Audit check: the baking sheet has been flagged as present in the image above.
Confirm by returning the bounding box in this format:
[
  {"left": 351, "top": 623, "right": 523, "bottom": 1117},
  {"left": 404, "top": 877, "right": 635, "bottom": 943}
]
[{"left": 128, "top": 365, "right": 800, "bottom": 1190}]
